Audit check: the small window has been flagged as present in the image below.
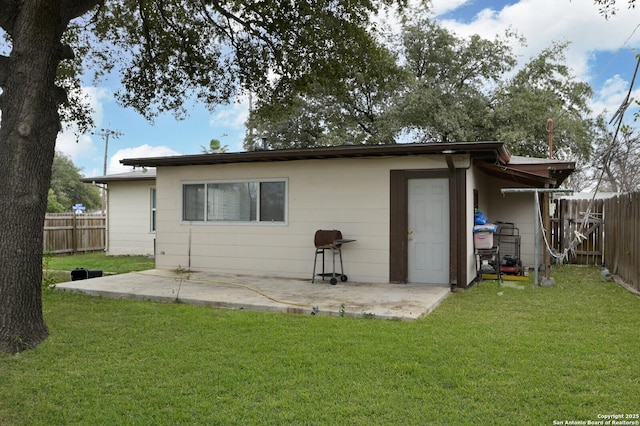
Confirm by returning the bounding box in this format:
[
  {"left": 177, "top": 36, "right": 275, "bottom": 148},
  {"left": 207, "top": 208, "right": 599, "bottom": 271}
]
[
  {"left": 182, "top": 180, "right": 286, "bottom": 223},
  {"left": 183, "top": 184, "right": 205, "bottom": 221},
  {"left": 260, "top": 181, "right": 285, "bottom": 222}
]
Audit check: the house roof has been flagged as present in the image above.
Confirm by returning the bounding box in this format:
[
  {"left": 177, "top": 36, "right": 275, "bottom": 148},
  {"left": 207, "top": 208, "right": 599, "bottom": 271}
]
[
  {"left": 113, "top": 142, "right": 574, "bottom": 188},
  {"left": 475, "top": 155, "right": 575, "bottom": 188},
  {"left": 119, "top": 142, "right": 511, "bottom": 167},
  {"left": 81, "top": 169, "right": 156, "bottom": 184}
]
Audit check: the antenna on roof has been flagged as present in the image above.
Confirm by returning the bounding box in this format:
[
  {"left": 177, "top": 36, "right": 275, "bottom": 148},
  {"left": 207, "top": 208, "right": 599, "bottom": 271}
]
[{"left": 254, "top": 136, "right": 269, "bottom": 151}]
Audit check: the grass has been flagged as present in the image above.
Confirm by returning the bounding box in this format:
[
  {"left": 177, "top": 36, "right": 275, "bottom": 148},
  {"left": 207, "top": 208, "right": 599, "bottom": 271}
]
[
  {"left": 2, "top": 264, "right": 639, "bottom": 424},
  {"left": 41, "top": 251, "right": 155, "bottom": 288},
  {"left": 43, "top": 251, "right": 155, "bottom": 278}
]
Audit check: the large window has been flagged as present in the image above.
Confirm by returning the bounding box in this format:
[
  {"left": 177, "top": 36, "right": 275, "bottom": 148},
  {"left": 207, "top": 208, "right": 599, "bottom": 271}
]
[{"left": 182, "top": 180, "right": 286, "bottom": 223}]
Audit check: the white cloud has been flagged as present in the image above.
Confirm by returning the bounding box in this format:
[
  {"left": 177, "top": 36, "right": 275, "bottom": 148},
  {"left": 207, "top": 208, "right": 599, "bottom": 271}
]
[
  {"left": 437, "top": 0, "right": 640, "bottom": 75},
  {"left": 208, "top": 94, "right": 251, "bottom": 152},
  {"left": 434, "top": 0, "right": 640, "bottom": 120},
  {"left": 108, "top": 144, "right": 181, "bottom": 174},
  {"left": 590, "top": 74, "right": 640, "bottom": 122},
  {"left": 430, "top": 0, "right": 472, "bottom": 16},
  {"left": 55, "top": 86, "right": 112, "bottom": 171},
  {"left": 209, "top": 94, "right": 250, "bottom": 129}
]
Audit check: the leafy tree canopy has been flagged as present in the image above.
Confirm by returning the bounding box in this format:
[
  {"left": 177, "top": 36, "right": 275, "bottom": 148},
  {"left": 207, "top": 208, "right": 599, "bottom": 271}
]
[
  {"left": 492, "top": 41, "right": 596, "bottom": 162},
  {"left": 49, "top": 152, "right": 102, "bottom": 213},
  {"left": 246, "top": 13, "right": 597, "bottom": 163},
  {"left": 0, "top": 0, "right": 417, "bottom": 354}
]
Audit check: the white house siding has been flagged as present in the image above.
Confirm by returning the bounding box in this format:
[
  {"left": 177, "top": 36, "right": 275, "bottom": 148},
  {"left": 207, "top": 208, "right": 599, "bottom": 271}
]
[
  {"left": 106, "top": 181, "right": 155, "bottom": 256},
  {"left": 154, "top": 156, "right": 456, "bottom": 283}
]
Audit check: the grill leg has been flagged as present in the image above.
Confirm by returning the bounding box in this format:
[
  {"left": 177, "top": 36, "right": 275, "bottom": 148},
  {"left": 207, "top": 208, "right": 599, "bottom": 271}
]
[
  {"left": 312, "top": 248, "right": 326, "bottom": 283},
  {"left": 332, "top": 248, "right": 336, "bottom": 279},
  {"left": 312, "top": 249, "right": 317, "bottom": 283}
]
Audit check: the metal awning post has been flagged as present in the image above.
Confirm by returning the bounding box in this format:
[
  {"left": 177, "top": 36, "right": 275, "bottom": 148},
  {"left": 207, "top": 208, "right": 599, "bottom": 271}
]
[
  {"left": 534, "top": 192, "right": 540, "bottom": 286},
  {"left": 501, "top": 188, "right": 574, "bottom": 286}
]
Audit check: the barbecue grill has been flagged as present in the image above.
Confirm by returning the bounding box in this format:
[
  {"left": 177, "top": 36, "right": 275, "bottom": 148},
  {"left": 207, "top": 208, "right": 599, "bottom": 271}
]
[{"left": 312, "top": 229, "right": 355, "bottom": 285}]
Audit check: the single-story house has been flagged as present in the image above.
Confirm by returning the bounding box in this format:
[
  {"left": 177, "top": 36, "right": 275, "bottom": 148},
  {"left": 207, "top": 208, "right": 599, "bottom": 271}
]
[
  {"left": 82, "top": 169, "right": 157, "bottom": 256},
  {"left": 117, "top": 142, "right": 574, "bottom": 288}
]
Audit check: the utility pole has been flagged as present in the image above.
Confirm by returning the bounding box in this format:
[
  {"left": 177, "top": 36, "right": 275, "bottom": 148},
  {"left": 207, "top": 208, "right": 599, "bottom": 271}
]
[
  {"left": 93, "top": 127, "right": 123, "bottom": 176},
  {"left": 92, "top": 127, "right": 123, "bottom": 212}
]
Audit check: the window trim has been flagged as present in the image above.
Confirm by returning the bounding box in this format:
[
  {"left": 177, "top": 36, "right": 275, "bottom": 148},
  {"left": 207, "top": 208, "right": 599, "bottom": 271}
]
[
  {"left": 150, "top": 186, "right": 157, "bottom": 233},
  {"left": 181, "top": 178, "right": 288, "bottom": 225}
]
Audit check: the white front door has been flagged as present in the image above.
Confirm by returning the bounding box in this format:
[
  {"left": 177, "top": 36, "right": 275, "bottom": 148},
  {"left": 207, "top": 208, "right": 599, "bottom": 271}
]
[{"left": 408, "top": 178, "right": 450, "bottom": 284}]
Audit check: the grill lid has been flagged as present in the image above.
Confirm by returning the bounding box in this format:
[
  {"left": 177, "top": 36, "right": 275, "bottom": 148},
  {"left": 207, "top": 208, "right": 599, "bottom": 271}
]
[{"left": 314, "top": 230, "right": 343, "bottom": 248}]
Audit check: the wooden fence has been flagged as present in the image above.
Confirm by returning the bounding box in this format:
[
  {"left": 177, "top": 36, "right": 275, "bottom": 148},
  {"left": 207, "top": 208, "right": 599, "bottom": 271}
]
[
  {"left": 43, "top": 212, "right": 106, "bottom": 254},
  {"left": 603, "top": 193, "right": 640, "bottom": 292},
  {"left": 551, "top": 194, "right": 640, "bottom": 291},
  {"left": 551, "top": 198, "right": 605, "bottom": 266}
]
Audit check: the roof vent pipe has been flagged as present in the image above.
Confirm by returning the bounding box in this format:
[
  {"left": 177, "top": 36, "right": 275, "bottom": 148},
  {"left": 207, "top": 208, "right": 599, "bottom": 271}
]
[{"left": 547, "top": 118, "right": 554, "bottom": 159}]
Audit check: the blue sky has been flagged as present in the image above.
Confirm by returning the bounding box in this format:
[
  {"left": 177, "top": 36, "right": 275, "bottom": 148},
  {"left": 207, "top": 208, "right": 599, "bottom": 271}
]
[{"left": 54, "top": 0, "right": 640, "bottom": 177}]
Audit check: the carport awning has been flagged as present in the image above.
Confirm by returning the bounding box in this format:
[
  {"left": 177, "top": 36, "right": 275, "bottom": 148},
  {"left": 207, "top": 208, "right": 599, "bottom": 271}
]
[{"left": 474, "top": 160, "right": 574, "bottom": 188}]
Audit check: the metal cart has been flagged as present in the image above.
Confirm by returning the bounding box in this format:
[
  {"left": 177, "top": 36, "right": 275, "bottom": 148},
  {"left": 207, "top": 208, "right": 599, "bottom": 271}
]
[
  {"left": 495, "top": 222, "right": 523, "bottom": 276},
  {"left": 474, "top": 224, "right": 500, "bottom": 282},
  {"left": 475, "top": 246, "right": 501, "bottom": 282},
  {"left": 312, "top": 230, "right": 355, "bottom": 285}
]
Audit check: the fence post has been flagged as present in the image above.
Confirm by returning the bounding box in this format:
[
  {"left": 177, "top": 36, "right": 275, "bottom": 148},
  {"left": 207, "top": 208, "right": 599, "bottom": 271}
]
[{"left": 72, "top": 211, "right": 77, "bottom": 254}]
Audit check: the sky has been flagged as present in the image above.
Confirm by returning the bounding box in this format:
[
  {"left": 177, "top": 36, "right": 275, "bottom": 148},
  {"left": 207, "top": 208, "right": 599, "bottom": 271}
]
[{"left": 54, "top": 0, "right": 640, "bottom": 177}]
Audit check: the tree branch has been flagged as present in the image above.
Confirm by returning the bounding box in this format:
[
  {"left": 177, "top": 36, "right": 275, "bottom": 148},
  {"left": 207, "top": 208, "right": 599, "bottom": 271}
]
[
  {"left": 0, "top": 55, "right": 8, "bottom": 87},
  {"left": 59, "top": 0, "right": 104, "bottom": 22},
  {"left": 0, "top": 0, "right": 19, "bottom": 34}
]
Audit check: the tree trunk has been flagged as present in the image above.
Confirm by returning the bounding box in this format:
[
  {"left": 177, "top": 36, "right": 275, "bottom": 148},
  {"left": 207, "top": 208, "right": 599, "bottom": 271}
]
[{"left": 0, "top": 1, "right": 66, "bottom": 354}]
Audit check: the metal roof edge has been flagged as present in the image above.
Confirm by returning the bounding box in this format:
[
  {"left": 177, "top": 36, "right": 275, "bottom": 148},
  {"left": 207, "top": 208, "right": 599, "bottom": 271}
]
[
  {"left": 120, "top": 142, "right": 510, "bottom": 168},
  {"left": 81, "top": 170, "right": 157, "bottom": 184}
]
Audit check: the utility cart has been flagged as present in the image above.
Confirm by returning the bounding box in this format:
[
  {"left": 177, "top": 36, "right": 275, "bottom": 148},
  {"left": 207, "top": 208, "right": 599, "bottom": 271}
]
[
  {"left": 474, "top": 223, "right": 500, "bottom": 282},
  {"left": 495, "top": 221, "right": 523, "bottom": 276}
]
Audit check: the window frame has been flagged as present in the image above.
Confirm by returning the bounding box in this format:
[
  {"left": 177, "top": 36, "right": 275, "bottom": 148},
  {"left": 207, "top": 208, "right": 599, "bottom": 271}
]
[
  {"left": 181, "top": 178, "right": 288, "bottom": 225},
  {"left": 150, "top": 186, "right": 157, "bottom": 232}
]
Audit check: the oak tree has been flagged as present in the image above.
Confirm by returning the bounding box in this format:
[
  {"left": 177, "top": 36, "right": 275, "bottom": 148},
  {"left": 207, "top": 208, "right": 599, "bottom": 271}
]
[{"left": 0, "top": 0, "right": 411, "bottom": 354}]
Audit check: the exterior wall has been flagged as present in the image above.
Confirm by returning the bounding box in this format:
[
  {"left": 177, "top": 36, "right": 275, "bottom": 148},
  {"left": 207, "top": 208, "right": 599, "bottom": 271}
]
[
  {"left": 155, "top": 156, "right": 460, "bottom": 283},
  {"left": 106, "top": 181, "right": 155, "bottom": 256},
  {"left": 483, "top": 177, "right": 536, "bottom": 268}
]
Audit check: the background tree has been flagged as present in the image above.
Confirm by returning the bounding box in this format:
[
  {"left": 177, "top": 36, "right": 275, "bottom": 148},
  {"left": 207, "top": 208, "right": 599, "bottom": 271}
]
[
  {"left": 245, "top": 36, "right": 410, "bottom": 148},
  {"left": 593, "top": 0, "right": 636, "bottom": 17},
  {"left": 591, "top": 124, "right": 640, "bottom": 192},
  {"left": 0, "top": 0, "right": 413, "bottom": 354},
  {"left": 491, "top": 42, "right": 596, "bottom": 162},
  {"left": 49, "top": 152, "right": 102, "bottom": 212},
  {"left": 392, "top": 16, "right": 516, "bottom": 143},
  {"left": 201, "top": 138, "right": 228, "bottom": 154},
  {"left": 246, "top": 14, "right": 598, "bottom": 163}
]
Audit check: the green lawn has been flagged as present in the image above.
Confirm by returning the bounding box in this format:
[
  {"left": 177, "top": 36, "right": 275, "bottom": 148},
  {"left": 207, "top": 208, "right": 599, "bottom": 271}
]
[
  {"left": 44, "top": 251, "right": 155, "bottom": 274},
  {"left": 2, "top": 265, "right": 639, "bottom": 425}
]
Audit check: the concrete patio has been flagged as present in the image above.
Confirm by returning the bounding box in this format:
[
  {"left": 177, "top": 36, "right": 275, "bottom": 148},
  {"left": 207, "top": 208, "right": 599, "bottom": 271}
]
[{"left": 56, "top": 269, "right": 451, "bottom": 320}]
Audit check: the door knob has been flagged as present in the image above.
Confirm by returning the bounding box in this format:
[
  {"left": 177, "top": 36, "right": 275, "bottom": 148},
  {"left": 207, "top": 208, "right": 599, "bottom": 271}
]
[{"left": 408, "top": 229, "right": 413, "bottom": 234}]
